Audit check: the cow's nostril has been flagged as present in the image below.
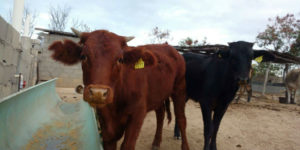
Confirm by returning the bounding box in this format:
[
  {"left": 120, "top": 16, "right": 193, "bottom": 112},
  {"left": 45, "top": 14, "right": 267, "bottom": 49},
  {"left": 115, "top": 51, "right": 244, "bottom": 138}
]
[
  {"left": 89, "top": 88, "right": 94, "bottom": 95},
  {"left": 89, "top": 88, "right": 109, "bottom": 100},
  {"left": 103, "top": 91, "right": 108, "bottom": 97}
]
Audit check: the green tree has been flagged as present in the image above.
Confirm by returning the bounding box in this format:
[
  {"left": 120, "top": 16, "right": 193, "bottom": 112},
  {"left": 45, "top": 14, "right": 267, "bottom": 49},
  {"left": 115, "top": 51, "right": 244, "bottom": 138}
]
[
  {"left": 257, "top": 13, "right": 300, "bottom": 53},
  {"left": 256, "top": 13, "right": 300, "bottom": 94},
  {"left": 178, "top": 37, "right": 208, "bottom": 46},
  {"left": 256, "top": 13, "right": 300, "bottom": 76},
  {"left": 149, "top": 26, "right": 171, "bottom": 44},
  {"left": 252, "top": 62, "right": 282, "bottom": 76},
  {"left": 290, "top": 31, "right": 300, "bottom": 56}
]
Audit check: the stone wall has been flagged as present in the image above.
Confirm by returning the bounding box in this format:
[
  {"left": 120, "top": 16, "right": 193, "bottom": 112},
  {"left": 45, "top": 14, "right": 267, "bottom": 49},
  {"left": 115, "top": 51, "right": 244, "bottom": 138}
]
[
  {"left": 0, "top": 15, "right": 81, "bottom": 99},
  {"left": 37, "top": 33, "right": 82, "bottom": 87},
  {"left": 0, "top": 16, "right": 39, "bottom": 99}
]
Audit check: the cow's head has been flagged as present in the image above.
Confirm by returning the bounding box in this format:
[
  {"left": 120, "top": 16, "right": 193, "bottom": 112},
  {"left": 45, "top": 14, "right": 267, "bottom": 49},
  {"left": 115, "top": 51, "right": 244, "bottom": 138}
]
[
  {"left": 216, "top": 41, "right": 254, "bottom": 81},
  {"left": 217, "top": 41, "right": 275, "bottom": 81},
  {"left": 49, "top": 28, "right": 157, "bottom": 108}
]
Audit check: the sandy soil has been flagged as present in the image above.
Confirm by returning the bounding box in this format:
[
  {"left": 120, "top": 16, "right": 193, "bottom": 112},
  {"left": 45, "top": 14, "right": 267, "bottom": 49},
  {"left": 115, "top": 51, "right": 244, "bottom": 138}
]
[{"left": 57, "top": 88, "right": 300, "bottom": 150}]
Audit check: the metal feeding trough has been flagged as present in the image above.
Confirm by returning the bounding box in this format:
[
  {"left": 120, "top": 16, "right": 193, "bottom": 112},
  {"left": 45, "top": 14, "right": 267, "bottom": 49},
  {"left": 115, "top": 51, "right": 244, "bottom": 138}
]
[{"left": 0, "top": 79, "right": 103, "bottom": 150}]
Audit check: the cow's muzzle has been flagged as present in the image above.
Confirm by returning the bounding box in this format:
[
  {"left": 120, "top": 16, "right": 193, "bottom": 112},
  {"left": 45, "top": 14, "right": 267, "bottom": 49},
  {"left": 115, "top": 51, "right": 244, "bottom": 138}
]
[
  {"left": 237, "top": 77, "right": 249, "bottom": 82},
  {"left": 236, "top": 72, "right": 249, "bottom": 81},
  {"left": 83, "top": 84, "right": 113, "bottom": 108}
]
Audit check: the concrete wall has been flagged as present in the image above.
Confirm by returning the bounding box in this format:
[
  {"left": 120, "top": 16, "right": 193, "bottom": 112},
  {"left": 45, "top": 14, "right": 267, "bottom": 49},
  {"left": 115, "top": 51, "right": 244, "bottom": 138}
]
[
  {"left": 37, "top": 33, "right": 82, "bottom": 87},
  {"left": 0, "top": 15, "right": 80, "bottom": 99},
  {"left": 0, "top": 16, "right": 39, "bottom": 99}
]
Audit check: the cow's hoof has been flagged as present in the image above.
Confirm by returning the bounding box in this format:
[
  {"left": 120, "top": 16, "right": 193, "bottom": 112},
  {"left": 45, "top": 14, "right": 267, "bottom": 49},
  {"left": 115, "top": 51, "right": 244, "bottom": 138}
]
[
  {"left": 152, "top": 145, "right": 159, "bottom": 150},
  {"left": 173, "top": 136, "right": 181, "bottom": 140}
]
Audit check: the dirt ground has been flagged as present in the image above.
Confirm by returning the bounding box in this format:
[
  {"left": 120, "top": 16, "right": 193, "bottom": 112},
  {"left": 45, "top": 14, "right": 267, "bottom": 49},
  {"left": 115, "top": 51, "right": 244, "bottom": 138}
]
[{"left": 57, "top": 88, "right": 300, "bottom": 150}]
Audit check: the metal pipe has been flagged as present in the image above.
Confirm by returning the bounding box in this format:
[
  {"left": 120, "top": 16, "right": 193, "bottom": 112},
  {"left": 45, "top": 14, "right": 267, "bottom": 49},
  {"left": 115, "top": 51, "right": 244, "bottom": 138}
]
[{"left": 11, "top": 0, "right": 25, "bottom": 33}]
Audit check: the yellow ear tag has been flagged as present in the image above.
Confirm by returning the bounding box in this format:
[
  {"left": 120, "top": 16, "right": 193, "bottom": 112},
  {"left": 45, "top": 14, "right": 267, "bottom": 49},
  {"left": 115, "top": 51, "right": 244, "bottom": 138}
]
[
  {"left": 255, "top": 56, "right": 263, "bottom": 63},
  {"left": 134, "top": 58, "right": 145, "bottom": 69}
]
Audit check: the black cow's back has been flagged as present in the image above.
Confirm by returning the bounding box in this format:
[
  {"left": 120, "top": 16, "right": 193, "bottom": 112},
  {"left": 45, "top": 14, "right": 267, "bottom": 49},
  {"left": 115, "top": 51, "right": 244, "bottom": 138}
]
[{"left": 183, "top": 52, "right": 239, "bottom": 105}]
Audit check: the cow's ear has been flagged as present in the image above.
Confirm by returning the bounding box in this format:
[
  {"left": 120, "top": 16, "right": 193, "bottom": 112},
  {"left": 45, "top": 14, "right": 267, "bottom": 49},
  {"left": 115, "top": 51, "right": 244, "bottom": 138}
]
[
  {"left": 216, "top": 49, "right": 230, "bottom": 59},
  {"left": 48, "top": 39, "right": 82, "bottom": 65},
  {"left": 123, "top": 48, "right": 157, "bottom": 69},
  {"left": 253, "top": 50, "right": 275, "bottom": 62}
]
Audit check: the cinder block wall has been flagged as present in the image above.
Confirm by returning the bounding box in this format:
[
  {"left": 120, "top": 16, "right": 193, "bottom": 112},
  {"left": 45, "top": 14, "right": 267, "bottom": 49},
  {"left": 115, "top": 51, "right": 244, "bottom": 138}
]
[
  {"left": 0, "top": 16, "right": 39, "bottom": 98},
  {"left": 38, "top": 33, "right": 82, "bottom": 87}
]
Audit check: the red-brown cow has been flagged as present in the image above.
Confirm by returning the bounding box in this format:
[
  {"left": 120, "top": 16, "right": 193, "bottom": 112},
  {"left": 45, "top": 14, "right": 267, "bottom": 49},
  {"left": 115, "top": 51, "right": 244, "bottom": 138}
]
[{"left": 48, "top": 28, "right": 189, "bottom": 150}]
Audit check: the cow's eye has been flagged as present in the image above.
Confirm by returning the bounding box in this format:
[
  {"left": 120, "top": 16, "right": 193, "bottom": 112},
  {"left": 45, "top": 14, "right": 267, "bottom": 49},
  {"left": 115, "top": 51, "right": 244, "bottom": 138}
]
[
  {"left": 80, "top": 55, "right": 87, "bottom": 61},
  {"left": 118, "top": 58, "right": 124, "bottom": 64}
]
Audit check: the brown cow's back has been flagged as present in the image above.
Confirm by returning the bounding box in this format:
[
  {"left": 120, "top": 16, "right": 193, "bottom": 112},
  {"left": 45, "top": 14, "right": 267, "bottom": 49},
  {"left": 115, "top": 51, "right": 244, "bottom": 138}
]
[{"left": 121, "top": 44, "right": 185, "bottom": 111}]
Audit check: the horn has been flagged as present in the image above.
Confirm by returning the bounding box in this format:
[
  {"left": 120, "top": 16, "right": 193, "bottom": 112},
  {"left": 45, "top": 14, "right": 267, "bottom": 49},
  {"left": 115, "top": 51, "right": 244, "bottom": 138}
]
[
  {"left": 71, "top": 27, "right": 81, "bottom": 37},
  {"left": 124, "top": 36, "right": 135, "bottom": 42}
]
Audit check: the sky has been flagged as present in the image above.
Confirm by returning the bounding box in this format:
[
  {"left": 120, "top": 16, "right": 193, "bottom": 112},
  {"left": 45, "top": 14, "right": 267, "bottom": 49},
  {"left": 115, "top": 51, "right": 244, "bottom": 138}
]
[{"left": 0, "top": 0, "right": 299, "bottom": 46}]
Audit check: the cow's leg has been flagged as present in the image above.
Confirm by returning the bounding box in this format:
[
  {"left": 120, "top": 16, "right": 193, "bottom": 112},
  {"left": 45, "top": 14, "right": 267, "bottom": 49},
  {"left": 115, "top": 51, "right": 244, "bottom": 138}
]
[
  {"left": 172, "top": 92, "right": 189, "bottom": 149},
  {"left": 172, "top": 97, "right": 189, "bottom": 150},
  {"left": 287, "top": 88, "right": 291, "bottom": 104},
  {"left": 235, "top": 88, "right": 240, "bottom": 103},
  {"left": 246, "top": 84, "right": 252, "bottom": 102},
  {"left": 200, "top": 102, "right": 213, "bottom": 150},
  {"left": 291, "top": 90, "right": 296, "bottom": 104},
  {"left": 152, "top": 105, "right": 165, "bottom": 150},
  {"left": 121, "top": 111, "right": 146, "bottom": 150},
  {"left": 174, "top": 97, "right": 189, "bottom": 140},
  {"left": 172, "top": 75, "right": 189, "bottom": 150},
  {"left": 210, "top": 103, "right": 230, "bottom": 150},
  {"left": 97, "top": 109, "right": 123, "bottom": 150},
  {"left": 174, "top": 122, "right": 181, "bottom": 139},
  {"left": 294, "top": 90, "right": 297, "bottom": 104},
  {"left": 235, "top": 86, "right": 244, "bottom": 103},
  {"left": 103, "top": 141, "right": 117, "bottom": 150}
]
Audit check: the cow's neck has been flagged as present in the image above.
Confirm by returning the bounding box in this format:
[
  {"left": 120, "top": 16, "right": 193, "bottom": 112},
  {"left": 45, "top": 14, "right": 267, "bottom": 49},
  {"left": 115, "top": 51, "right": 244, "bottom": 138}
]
[
  {"left": 96, "top": 105, "right": 126, "bottom": 138},
  {"left": 215, "top": 59, "right": 239, "bottom": 90}
]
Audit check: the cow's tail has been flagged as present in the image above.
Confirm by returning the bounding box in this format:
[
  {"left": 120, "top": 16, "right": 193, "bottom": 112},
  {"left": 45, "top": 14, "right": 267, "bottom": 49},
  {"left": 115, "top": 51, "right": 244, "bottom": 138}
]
[{"left": 165, "top": 98, "right": 172, "bottom": 124}]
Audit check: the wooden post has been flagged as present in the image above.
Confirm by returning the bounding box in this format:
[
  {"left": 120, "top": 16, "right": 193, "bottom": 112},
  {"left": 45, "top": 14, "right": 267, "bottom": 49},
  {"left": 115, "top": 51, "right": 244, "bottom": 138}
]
[
  {"left": 262, "top": 64, "right": 270, "bottom": 95},
  {"left": 283, "top": 64, "right": 290, "bottom": 102}
]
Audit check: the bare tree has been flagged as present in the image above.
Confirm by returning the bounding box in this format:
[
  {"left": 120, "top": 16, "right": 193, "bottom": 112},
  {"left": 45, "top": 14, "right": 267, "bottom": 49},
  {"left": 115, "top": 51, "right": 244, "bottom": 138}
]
[
  {"left": 48, "top": 5, "right": 71, "bottom": 31},
  {"left": 71, "top": 18, "right": 92, "bottom": 32},
  {"left": 8, "top": 6, "right": 38, "bottom": 37},
  {"left": 7, "top": 8, "right": 12, "bottom": 23},
  {"left": 22, "top": 7, "right": 37, "bottom": 37},
  {"left": 178, "top": 37, "right": 208, "bottom": 46}
]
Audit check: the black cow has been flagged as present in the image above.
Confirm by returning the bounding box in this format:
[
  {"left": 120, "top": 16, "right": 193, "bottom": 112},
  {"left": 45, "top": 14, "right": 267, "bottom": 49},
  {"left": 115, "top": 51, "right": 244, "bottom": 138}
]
[{"left": 173, "top": 41, "right": 273, "bottom": 150}]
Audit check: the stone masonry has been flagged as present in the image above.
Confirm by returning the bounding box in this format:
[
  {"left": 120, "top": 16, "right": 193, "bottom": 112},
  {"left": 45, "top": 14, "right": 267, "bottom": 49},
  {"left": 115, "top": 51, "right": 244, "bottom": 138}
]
[{"left": 0, "top": 16, "right": 39, "bottom": 98}]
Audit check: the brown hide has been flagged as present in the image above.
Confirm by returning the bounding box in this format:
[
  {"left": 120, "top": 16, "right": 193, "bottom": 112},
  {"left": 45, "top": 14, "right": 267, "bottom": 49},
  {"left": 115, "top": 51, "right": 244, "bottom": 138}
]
[{"left": 48, "top": 30, "right": 189, "bottom": 150}]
